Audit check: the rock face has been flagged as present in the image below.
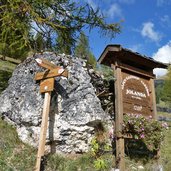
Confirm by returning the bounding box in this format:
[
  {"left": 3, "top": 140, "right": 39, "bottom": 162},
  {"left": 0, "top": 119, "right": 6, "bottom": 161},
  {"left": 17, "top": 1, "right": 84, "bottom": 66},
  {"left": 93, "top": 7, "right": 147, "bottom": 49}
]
[{"left": 0, "top": 52, "right": 108, "bottom": 153}]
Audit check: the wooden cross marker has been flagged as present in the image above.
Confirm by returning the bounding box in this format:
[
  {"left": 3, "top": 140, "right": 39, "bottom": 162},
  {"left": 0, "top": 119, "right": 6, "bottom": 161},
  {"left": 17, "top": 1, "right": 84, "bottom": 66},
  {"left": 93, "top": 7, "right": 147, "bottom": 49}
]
[{"left": 34, "top": 58, "right": 68, "bottom": 171}]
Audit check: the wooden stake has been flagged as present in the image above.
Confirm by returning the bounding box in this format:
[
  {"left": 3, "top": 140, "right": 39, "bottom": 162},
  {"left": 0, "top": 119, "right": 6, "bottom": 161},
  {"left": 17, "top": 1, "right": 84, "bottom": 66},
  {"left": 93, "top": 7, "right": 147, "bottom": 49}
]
[
  {"left": 112, "top": 62, "right": 125, "bottom": 171},
  {"left": 35, "top": 91, "right": 51, "bottom": 171}
]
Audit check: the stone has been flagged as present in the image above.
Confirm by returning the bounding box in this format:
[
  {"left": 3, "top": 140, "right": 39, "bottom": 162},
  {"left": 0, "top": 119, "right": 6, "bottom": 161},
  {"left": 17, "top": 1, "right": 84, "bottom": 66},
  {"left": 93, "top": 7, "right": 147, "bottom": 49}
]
[{"left": 0, "top": 52, "right": 109, "bottom": 154}]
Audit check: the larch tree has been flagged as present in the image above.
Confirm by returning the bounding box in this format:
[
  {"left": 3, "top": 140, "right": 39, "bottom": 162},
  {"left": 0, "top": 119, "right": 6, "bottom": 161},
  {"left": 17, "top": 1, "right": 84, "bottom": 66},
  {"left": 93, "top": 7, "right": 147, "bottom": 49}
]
[
  {"left": 75, "top": 31, "right": 97, "bottom": 68},
  {"left": 0, "top": 0, "right": 121, "bottom": 59}
]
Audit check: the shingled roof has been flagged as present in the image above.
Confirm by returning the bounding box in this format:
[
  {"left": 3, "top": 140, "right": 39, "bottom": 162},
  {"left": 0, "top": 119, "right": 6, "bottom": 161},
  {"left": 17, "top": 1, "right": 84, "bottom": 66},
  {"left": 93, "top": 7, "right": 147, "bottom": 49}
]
[{"left": 98, "top": 44, "right": 168, "bottom": 70}]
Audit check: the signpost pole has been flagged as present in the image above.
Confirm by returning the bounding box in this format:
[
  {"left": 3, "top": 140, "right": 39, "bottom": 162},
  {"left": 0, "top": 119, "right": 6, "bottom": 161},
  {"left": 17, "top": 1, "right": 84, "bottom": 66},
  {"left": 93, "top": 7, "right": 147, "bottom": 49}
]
[
  {"left": 112, "top": 63, "right": 125, "bottom": 171},
  {"left": 34, "top": 58, "right": 68, "bottom": 171},
  {"left": 35, "top": 91, "right": 51, "bottom": 171}
]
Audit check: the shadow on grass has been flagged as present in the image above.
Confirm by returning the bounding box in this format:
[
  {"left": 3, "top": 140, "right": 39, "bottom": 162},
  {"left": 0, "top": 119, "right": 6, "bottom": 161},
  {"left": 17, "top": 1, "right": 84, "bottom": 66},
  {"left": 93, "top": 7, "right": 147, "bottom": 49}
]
[
  {"left": 124, "top": 139, "right": 157, "bottom": 162},
  {"left": 0, "top": 70, "right": 12, "bottom": 93},
  {"left": 112, "top": 138, "right": 158, "bottom": 164}
]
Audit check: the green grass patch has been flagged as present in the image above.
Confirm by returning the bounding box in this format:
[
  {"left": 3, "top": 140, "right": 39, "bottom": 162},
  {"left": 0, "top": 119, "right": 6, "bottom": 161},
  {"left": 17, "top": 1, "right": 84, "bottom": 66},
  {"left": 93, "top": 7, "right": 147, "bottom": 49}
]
[
  {"left": 0, "top": 59, "right": 17, "bottom": 72},
  {"left": 0, "top": 59, "right": 17, "bottom": 93},
  {"left": 0, "top": 118, "right": 36, "bottom": 171},
  {"left": 161, "top": 127, "right": 171, "bottom": 171},
  {"left": 0, "top": 117, "right": 171, "bottom": 170}
]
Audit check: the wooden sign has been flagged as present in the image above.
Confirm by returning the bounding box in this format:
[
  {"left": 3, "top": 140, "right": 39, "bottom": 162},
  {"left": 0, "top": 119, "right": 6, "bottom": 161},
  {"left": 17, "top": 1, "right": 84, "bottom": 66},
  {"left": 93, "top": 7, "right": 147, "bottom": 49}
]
[
  {"left": 121, "top": 72, "right": 152, "bottom": 117},
  {"left": 35, "top": 58, "right": 58, "bottom": 70},
  {"left": 40, "top": 78, "right": 54, "bottom": 93},
  {"left": 35, "top": 68, "right": 68, "bottom": 81},
  {"left": 34, "top": 58, "right": 68, "bottom": 171}
]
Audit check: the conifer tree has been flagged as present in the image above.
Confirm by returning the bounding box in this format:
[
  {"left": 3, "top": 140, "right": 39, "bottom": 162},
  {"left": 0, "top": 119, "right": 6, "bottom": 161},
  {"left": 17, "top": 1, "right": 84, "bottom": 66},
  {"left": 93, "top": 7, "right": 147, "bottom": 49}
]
[
  {"left": 75, "top": 32, "right": 97, "bottom": 68},
  {"left": 0, "top": 0, "right": 121, "bottom": 59}
]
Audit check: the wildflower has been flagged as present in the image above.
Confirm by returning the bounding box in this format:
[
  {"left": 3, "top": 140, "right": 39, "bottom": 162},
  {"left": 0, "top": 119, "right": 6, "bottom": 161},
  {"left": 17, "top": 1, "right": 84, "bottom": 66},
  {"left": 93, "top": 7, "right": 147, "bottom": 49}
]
[
  {"left": 149, "top": 115, "right": 152, "bottom": 119},
  {"left": 162, "top": 122, "right": 169, "bottom": 129},
  {"left": 140, "top": 134, "right": 145, "bottom": 139}
]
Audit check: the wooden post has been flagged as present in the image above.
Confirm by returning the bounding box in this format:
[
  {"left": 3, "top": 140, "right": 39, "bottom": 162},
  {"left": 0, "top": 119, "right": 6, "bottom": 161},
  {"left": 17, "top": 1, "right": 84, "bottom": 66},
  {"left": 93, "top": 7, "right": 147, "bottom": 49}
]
[
  {"left": 35, "top": 91, "right": 51, "bottom": 171},
  {"left": 112, "top": 63, "right": 125, "bottom": 171},
  {"left": 150, "top": 78, "right": 157, "bottom": 120},
  {"left": 34, "top": 58, "right": 68, "bottom": 171}
]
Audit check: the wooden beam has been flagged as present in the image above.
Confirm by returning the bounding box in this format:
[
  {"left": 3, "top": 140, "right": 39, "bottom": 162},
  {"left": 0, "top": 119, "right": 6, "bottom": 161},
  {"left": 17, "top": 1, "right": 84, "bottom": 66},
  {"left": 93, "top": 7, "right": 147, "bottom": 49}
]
[
  {"left": 35, "top": 58, "right": 58, "bottom": 70},
  {"left": 35, "top": 91, "right": 51, "bottom": 171},
  {"left": 150, "top": 78, "right": 157, "bottom": 119},
  {"left": 34, "top": 68, "right": 68, "bottom": 81},
  {"left": 120, "top": 63, "right": 155, "bottom": 78},
  {"left": 112, "top": 63, "right": 125, "bottom": 171}
]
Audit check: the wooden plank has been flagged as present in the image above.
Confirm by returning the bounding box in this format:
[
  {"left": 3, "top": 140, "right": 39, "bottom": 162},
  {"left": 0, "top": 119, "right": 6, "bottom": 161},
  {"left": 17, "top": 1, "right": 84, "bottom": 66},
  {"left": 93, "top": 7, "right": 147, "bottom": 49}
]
[
  {"left": 40, "top": 78, "right": 54, "bottom": 93},
  {"left": 35, "top": 91, "right": 51, "bottom": 171},
  {"left": 112, "top": 63, "right": 125, "bottom": 171},
  {"left": 150, "top": 78, "right": 157, "bottom": 119},
  {"left": 0, "top": 55, "right": 21, "bottom": 64},
  {"left": 120, "top": 62, "right": 155, "bottom": 78},
  {"left": 35, "top": 58, "right": 58, "bottom": 70},
  {"left": 34, "top": 68, "right": 68, "bottom": 81}
]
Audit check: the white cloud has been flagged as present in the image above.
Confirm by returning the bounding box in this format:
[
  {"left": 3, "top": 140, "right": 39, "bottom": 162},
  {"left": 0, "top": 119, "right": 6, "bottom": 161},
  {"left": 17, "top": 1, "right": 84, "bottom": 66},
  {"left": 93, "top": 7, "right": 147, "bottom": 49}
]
[
  {"left": 128, "top": 44, "right": 142, "bottom": 52},
  {"left": 118, "top": 0, "right": 135, "bottom": 4},
  {"left": 141, "top": 22, "right": 162, "bottom": 43},
  {"left": 157, "top": 0, "right": 171, "bottom": 6},
  {"left": 153, "top": 42, "right": 171, "bottom": 77},
  {"left": 105, "top": 3, "right": 123, "bottom": 19},
  {"left": 161, "top": 15, "right": 171, "bottom": 27}
]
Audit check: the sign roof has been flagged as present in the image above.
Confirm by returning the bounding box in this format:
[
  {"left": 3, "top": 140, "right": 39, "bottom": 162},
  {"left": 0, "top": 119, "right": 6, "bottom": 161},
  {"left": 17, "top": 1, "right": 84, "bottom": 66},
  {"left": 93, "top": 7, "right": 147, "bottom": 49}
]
[{"left": 98, "top": 44, "right": 168, "bottom": 70}]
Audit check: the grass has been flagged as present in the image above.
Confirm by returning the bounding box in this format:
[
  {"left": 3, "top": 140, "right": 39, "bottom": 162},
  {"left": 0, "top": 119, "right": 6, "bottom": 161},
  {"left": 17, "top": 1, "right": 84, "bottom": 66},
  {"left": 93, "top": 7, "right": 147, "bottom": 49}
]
[
  {"left": 1, "top": 58, "right": 171, "bottom": 170},
  {"left": 0, "top": 118, "right": 36, "bottom": 171},
  {"left": 0, "top": 116, "right": 171, "bottom": 171},
  {"left": 0, "top": 59, "right": 17, "bottom": 93}
]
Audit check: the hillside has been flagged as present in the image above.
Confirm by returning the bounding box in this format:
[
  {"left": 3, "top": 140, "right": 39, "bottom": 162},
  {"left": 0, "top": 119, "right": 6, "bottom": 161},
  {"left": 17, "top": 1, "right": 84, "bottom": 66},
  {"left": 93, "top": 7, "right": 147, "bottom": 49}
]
[
  {"left": 0, "top": 59, "right": 17, "bottom": 93},
  {"left": 0, "top": 117, "right": 171, "bottom": 170},
  {"left": 1, "top": 57, "right": 171, "bottom": 170}
]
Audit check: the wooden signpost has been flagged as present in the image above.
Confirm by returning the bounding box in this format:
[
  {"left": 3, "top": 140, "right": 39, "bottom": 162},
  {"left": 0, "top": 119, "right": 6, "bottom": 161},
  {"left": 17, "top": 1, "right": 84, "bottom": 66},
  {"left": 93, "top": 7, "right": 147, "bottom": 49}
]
[
  {"left": 98, "top": 45, "right": 168, "bottom": 171},
  {"left": 34, "top": 58, "right": 68, "bottom": 171}
]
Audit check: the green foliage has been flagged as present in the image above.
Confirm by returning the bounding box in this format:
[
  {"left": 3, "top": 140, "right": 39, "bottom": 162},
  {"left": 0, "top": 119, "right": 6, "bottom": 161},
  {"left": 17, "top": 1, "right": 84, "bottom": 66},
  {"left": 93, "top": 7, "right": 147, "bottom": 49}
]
[
  {"left": 94, "top": 158, "right": 107, "bottom": 170},
  {"left": 32, "top": 32, "right": 45, "bottom": 52},
  {"left": 56, "top": 29, "right": 75, "bottom": 55},
  {"left": 90, "top": 123, "right": 112, "bottom": 171},
  {"left": 75, "top": 31, "right": 97, "bottom": 68},
  {"left": 0, "top": 117, "right": 171, "bottom": 170},
  {"left": 87, "top": 52, "right": 97, "bottom": 69},
  {"left": 160, "top": 66, "right": 171, "bottom": 107},
  {"left": 155, "top": 79, "right": 164, "bottom": 104},
  {"left": 123, "top": 114, "right": 168, "bottom": 151},
  {"left": 0, "top": 0, "right": 121, "bottom": 57},
  {"left": 0, "top": 0, "right": 30, "bottom": 59},
  {"left": 96, "top": 64, "right": 114, "bottom": 81},
  {"left": 75, "top": 32, "right": 90, "bottom": 59}
]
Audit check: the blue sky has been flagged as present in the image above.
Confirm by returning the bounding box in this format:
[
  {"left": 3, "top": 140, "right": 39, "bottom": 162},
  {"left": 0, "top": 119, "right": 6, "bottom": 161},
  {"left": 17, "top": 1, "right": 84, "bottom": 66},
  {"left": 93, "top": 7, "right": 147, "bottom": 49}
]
[{"left": 84, "top": 0, "right": 171, "bottom": 76}]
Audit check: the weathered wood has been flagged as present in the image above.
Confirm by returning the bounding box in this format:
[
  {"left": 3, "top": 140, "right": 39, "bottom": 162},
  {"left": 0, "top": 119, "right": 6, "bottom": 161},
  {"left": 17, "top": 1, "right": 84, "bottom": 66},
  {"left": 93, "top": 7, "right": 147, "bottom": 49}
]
[
  {"left": 112, "top": 63, "right": 125, "bottom": 171},
  {"left": 35, "top": 58, "right": 59, "bottom": 70},
  {"left": 35, "top": 68, "right": 68, "bottom": 81},
  {"left": 35, "top": 91, "right": 51, "bottom": 171},
  {"left": 40, "top": 78, "right": 54, "bottom": 93},
  {"left": 150, "top": 78, "right": 157, "bottom": 119},
  {"left": 119, "top": 62, "right": 155, "bottom": 78}
]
